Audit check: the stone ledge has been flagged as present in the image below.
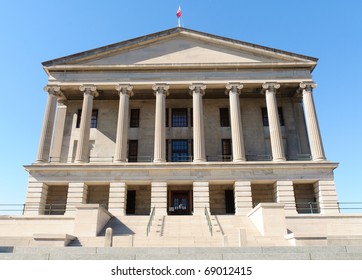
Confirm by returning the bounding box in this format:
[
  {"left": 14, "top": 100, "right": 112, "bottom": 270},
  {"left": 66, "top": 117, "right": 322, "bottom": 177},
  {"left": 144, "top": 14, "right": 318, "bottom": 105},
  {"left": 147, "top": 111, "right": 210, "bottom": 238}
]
[
  {"left": 327, "top": 235, "right": 362, "bottom": 245},
  {"left": 33, "top": 234, "right": 76, "bottom": 247},
  {"left": 285, "top": 233, "right": 328, "bottom": 246}
]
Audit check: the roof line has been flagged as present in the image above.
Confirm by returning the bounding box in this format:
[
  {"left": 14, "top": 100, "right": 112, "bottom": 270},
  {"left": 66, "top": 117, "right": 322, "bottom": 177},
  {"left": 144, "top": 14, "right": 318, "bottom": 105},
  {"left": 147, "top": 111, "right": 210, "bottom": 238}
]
[{"left": 42, "top": 27, "right": 318, "bottom": 67}]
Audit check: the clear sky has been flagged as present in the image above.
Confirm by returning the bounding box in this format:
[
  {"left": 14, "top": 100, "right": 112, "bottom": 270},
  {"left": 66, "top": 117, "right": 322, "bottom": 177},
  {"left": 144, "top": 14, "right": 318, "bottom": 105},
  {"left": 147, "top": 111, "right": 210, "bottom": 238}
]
[{"left": 0, "top": 1, "right": 361, "bottom": 211}]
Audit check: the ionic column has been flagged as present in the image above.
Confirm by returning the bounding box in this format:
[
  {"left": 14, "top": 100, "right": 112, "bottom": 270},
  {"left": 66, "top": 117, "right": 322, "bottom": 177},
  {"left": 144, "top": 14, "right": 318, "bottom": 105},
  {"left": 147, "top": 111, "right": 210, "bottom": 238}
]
[
  {"left": 50, "top": 97, "right": 67, "bottom": 162},
  {"left": 114, "top": 84, "right": 133, "bottom": 163},
  {"left": 226, "top": 83, "right": 246, "bottom": 162},
  {"left": 75, "top": 85, "right": 98, "bottom": 163},
  {"left": 262, "top": 82, "right": 286, "bottom": 161},
  {"left": 152, "top": 84, "right": 169, "bottom": 163},
  {"left": 300, "top": 82, "right": 326, "bottom": 161},
  {"left": 36, "top": 86, "right": 61, "bottom": 163},
  {"left": 190, "top": 83, "right": 207, "bottom": 162}
]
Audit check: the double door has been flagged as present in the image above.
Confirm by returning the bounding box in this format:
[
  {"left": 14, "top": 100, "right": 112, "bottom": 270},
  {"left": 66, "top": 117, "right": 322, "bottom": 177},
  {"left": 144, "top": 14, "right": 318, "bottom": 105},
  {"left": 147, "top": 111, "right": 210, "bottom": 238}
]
[{"left": 170, "top": 191, "right": 191, "bottom": 215}]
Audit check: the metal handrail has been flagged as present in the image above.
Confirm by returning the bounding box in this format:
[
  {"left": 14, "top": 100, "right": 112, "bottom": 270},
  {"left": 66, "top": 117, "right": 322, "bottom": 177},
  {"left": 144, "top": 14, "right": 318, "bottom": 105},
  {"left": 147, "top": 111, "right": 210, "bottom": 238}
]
[
  {"left": 146, "top": 206, "right": 156, "bottom": 236},
  {"left": 171, "top": 155, "right": 193, "bottom": 162},
  {"left": 204, "top": 206, "right": 213, "bottom": 236},
  {"left": 206, "top": 155, "right": 233, "bottom": 162},
  {"left": 0, "top": 203, "right": 108, "bottom": 215}
]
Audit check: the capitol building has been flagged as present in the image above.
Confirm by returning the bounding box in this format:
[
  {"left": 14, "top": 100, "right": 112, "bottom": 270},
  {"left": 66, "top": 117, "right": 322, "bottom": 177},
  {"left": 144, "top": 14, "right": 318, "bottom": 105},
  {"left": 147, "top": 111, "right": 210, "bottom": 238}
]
[{"left": 1, "top": 28, "right": 361, "bottom": 254}]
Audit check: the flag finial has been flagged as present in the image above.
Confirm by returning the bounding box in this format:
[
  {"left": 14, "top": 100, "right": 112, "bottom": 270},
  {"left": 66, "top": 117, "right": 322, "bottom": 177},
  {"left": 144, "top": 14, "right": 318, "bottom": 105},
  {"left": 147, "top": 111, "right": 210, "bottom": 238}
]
[{"left": 176, "top": 5, "right": 182, "bottom": 27}]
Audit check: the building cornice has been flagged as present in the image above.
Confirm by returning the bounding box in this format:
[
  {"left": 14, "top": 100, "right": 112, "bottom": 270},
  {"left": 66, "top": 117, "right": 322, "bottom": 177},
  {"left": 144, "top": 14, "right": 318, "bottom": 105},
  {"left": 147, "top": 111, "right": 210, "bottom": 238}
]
[
  {"left": 24, "top": 161, "right": 339, "bottom": 173},
  {"left": 44, "top": 61, "right": 317, "bottom": 73}
]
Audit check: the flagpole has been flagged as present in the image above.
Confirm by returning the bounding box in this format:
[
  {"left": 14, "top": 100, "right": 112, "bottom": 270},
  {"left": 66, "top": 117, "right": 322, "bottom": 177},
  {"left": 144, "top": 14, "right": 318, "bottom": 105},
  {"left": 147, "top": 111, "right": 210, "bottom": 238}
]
[{"left": 176, "top": 5, "right": 182, "bottom": 27}]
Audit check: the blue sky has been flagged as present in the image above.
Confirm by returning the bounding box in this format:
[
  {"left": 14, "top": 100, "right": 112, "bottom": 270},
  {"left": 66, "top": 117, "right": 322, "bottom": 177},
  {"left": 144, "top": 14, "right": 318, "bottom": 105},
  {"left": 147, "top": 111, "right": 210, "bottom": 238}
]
[{"left": 0, "top": 1, "right": 361, "bottom": 211}]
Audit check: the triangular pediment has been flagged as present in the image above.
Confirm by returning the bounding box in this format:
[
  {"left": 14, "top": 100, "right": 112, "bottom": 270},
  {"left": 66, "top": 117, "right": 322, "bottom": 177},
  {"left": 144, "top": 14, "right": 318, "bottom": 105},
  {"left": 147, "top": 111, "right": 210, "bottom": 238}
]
[{"left": 43, "top": 28, "right": 317, "bottom": 69}]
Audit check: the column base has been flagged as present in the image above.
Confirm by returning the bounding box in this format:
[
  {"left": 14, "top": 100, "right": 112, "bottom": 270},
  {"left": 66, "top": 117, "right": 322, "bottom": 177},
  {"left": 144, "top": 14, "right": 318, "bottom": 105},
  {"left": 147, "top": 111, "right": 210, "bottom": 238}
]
[
  {"left": 113, "top": 159, "right": 127, "bottom": 163},
  {"left": 233, "top": 158, "right": 246, "bottom": 163},
  {"left": 153, "top": 159, "right": 166, "bottom": 163},
  {"left": 272, "top": 157, "right": 286, "bottom": 162},
  {"left": 312, "top": 157, "right": 327, "bottom": 162}
]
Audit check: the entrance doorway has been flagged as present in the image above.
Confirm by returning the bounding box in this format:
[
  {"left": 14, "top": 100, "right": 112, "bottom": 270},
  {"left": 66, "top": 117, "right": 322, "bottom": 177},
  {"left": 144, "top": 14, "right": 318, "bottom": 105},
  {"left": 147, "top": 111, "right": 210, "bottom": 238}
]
[
  {"left": 225, "top": 189, "right": 235, "bottom": 214},
  {"left": 170, "top": 191, "right": 191, "bottom": 215},
  {"left": 126, "top": 190, "right": 136, "bottom": 214}
]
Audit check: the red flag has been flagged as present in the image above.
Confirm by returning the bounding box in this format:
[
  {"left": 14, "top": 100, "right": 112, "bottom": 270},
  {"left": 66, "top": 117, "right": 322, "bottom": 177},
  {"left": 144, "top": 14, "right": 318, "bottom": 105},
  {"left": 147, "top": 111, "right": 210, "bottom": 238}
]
[{"left": 176, "top": 6, "right": 182, "bottom": 18}]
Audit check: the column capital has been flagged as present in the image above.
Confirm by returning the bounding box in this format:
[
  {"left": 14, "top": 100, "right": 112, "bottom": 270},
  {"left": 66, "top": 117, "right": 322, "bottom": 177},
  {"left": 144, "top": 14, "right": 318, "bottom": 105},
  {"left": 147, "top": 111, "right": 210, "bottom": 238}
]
[
  {"left": 79, "top": 84, "right": 99, "bottom": 97},
  {"left": 44, "top": 85, "right": 62, "bottom": 96},
  {"left": 115, "top": 84, "right": 134, "bottom": 96},
  {"left": 262, "top": 82, "right": 280, "bottom": 92},
  {"left": 225, "top": 82, "right": 243, "bottom": 95},
  {"left": 152, "top": 83, "right": 170, "bottom": 95},
  {"left": 300, "top": 81, "right": 317, "bottom": 92},
  {"left": 189, "top": 83, "right": 206, "bottom": 96}
]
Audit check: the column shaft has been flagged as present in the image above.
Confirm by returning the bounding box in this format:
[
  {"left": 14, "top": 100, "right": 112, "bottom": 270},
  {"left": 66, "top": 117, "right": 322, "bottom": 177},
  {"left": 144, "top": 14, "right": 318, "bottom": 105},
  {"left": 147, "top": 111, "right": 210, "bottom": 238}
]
[
  {"left": 50, "top": 98, "right": 67, "bottom": 162},
  {"left": 114, "top": 85, "right": 133, "bottom": 162},
  {"left": 226, "top": 83, "right": 246, "bottom": 162},
  {"left": 190, "top": 84, "right": 206, "bottom": 162},
  {"left": 153, "top": 84, "right": 169, "bottom": 163},
  {"left": 300, "top": 82, "right": 326, "bottom": 161},
  {"left": 36, "top": 86, "right": 60, "bottom": 163},
  {"left": 75, "top": 85, "right": 98, "bottom": 163},
  {"left": 263, "top": 83, "right": 286, "bottom": 161}
]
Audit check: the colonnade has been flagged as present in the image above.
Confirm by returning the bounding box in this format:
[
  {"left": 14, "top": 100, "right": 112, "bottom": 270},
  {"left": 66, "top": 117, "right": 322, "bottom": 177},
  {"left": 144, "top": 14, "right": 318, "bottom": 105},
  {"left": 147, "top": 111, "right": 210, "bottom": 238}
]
[{"left": 36, "top": 82, "right": 325, "bottom": 163}]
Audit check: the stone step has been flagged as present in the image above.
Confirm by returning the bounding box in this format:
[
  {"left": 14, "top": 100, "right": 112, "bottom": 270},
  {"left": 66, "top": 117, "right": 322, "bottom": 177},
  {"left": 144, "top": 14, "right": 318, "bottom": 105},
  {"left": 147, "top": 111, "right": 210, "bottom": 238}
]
[{"left": 2, "top": 246, "right": 362, "bottom": 260}]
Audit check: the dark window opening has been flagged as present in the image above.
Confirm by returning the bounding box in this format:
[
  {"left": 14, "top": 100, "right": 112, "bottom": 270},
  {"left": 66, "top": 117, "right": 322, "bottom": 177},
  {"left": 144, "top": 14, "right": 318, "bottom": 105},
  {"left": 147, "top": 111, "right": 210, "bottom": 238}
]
[
  {"left": 166, "top": 108, "right": 169, "bottom": 127},
  {"left": 219, "top": 108, "right": 230, "bottom": 127},
  {"left": 172, "top": 108, "right": 188, "bottom": 127},
  {"left": 222, "top": 139, "right": 232, "bottom": 161},
  {"left": 171, "top": 140, "right": 189, "bottom": 162},
  {"left": 128, "top": 140, "right": 138, "bottom": 162},
  {"left": 130, "top": 109, "right": 140, "bottom": 128}
]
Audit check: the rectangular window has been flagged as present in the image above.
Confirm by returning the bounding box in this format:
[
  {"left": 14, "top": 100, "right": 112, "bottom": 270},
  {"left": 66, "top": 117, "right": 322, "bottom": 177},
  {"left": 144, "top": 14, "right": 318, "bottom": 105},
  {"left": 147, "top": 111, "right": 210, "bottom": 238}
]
[
  {"left": 190, "top": 108, "right": 193, "bottom": 127},
  {"left": 261, "top": 107, "right": 285, "bottom": 127},
  {"left": 171, "top": 140, "right": 189, "bottom": 162},
  {"left": 219, "top": 108, "right": 230, "bottom": 127},
  {"left": 172, "top": 108, "right": 188, "bottom": 127},
  {"left": 128, "top": 140, "right": 138, "bottom": 162},
  {"left": 166, "top": 108, "right": 169, "bottom": 127},
  {"left": 221, "top": 139, "right": 232, "bottom": 161},
  {"left": 76, "top": 109, "right": 98, "bottom": 128},
  {"left": 130, "top": 109, "right": 140, "bottom": 128}
]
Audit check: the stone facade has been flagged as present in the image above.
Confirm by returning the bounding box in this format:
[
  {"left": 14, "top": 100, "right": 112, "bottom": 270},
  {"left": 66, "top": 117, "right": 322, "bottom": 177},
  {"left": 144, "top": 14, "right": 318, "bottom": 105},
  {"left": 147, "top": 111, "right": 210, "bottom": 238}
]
[{"left": 2, "top": 28, "right": 356, "bottom": 248}]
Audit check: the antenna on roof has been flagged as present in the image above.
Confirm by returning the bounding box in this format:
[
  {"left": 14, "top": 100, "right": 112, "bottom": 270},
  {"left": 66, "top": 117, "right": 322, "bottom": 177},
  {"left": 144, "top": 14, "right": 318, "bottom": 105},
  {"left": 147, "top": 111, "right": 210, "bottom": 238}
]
[{"left": 176, "top": 5, "right": 182, "bottom": 27}]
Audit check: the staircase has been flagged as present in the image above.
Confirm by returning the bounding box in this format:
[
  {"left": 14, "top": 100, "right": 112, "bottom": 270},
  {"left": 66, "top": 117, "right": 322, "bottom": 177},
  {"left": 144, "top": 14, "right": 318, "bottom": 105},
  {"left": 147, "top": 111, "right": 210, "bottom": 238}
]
[
  {"left": 68, "top": 214, "right": 289, "bottom": 247},
  {"left": 215, "top": 215, "right": 289, "bottom": 246}
]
